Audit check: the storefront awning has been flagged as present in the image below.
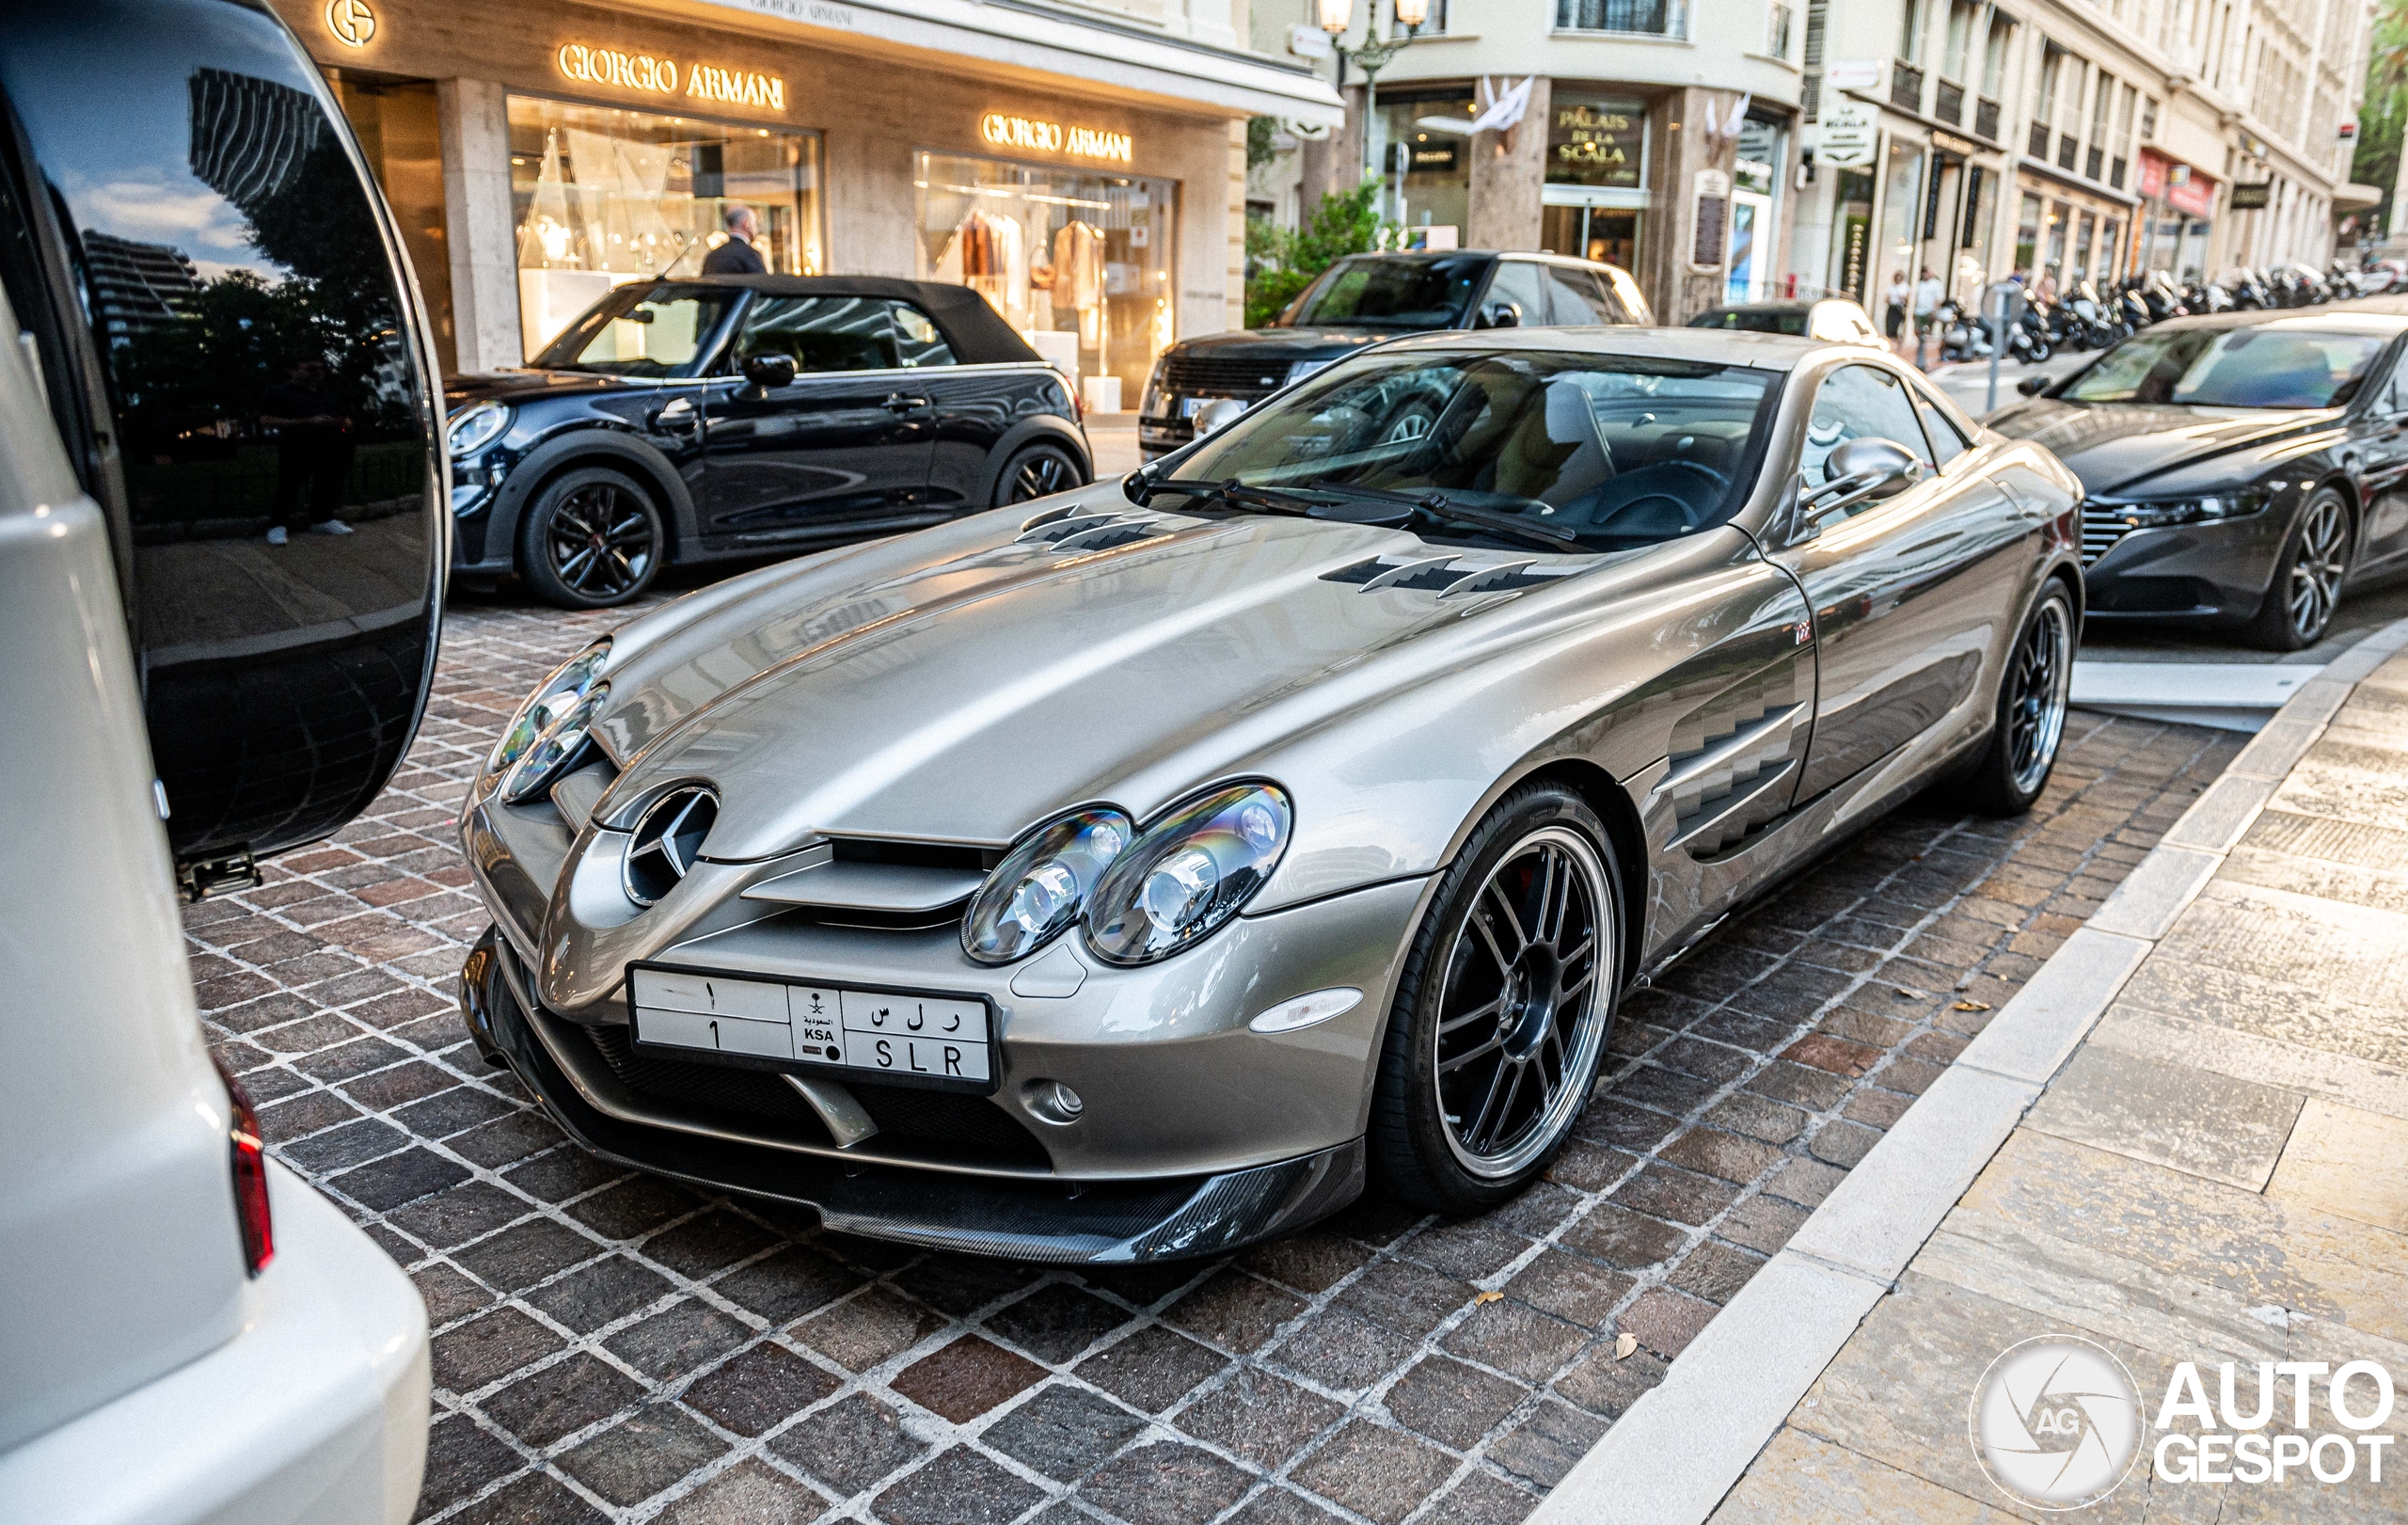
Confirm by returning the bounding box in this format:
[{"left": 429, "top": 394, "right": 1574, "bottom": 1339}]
[
  {"left": 2335, "top": 183, "right": 2384, "bottom": 212},
  {"left": 617, "top": 0, "right": 1346, "bottom": 124}
]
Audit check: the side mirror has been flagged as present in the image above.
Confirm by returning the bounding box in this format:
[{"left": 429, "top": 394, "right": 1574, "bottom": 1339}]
[
  {"left": 743, "top": 353, "right": 798, "bottom": 389},
  {"left": 2018, "top": 373, "right": 2051, "bottom": 397},
  {"left": 1193, "top": 397, "right": 1250, "bottom": 437},
  {"left": 1795, "top": 437, "right": 1924, "bottom": 537},
  {"left": 1825, "top": 437, "right": 1922, "bottom": 499},
  {"left": 1477, "top": 301, "right": 1523, "bottom": 330}
]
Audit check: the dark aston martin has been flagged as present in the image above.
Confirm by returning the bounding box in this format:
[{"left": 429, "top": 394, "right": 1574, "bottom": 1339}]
[
  {"left": 1987, "top": 301, "right": 2408, "bottom": 648},
  {"left": 445, "top": 277, "right": 1091, "bottom": 607}
]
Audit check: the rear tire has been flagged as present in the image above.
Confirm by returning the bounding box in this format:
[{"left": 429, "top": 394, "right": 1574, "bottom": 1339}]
[
  {"left": 993, "top": 443, "right": 1087, "bottom": 508},
  {"left": 1370, "top": 784, "right": 1623, "bottom": 1214},
  {"left": 1956, "top": 580, "right": 2075, "bottom": 817},
  {"left": 519, "top": 467, "right": 663, "bottom": 609},
  {"left": 2244, "top": 489, "right": 2351, "bottom": 651}
]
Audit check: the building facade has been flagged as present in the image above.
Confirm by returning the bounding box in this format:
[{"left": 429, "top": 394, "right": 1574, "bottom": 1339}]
[
  {"left": 1245, "top": 0, "right": 2375, "bottom": 329},
  {"left": 278, "top": 0, "right": 1339, "bottom": 407},
  {"left": 1250, "top": 0, "right": 1813, "bottom": 322}
]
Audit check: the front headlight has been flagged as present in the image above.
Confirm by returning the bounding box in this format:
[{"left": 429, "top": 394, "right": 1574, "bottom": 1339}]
[
  {"left": 1084, "top": 783, "right": 1291, "bottom": 966},
  {"left": 961, "top": 807, "right": 1133, "bottom": 964},
  {"left": 1285, "top": 359, "right": 1334, "bottom": 387},
  {"left": 499, "top": 684, "right": 608, "bottom": 804},
  {"left": 448, "top": 399, "right": 511, "bottom": 458},
  {"left": 2110, "top": 489, "right": 2273, "bottom": 530},
  {"left": 489, "top": 640, "right": 610, "bottom": 796}
]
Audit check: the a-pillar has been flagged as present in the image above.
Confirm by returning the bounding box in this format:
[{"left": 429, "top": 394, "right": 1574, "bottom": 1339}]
[
  {"left": 437, "top": 78, "right": 522, "bottom": 374},
  {"left": 1465, "top": 76, "right": 1550, "bottom": 252}
]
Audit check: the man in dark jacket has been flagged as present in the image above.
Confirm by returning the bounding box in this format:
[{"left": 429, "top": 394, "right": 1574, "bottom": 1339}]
[
  {"left": 257, "top": 356, "right": 355, "bottom": 545},
  {"left": 702, "top": 204, "right": 768, "bottom": 275}
]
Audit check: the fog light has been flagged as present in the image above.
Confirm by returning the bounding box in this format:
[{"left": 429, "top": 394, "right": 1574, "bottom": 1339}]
[
  {"left": 1248, "top": 987, "right": 1363, "bottom": 1034},
  {"left": 1024, "top": 1079, "right": 1085, "bottom": 1124}
]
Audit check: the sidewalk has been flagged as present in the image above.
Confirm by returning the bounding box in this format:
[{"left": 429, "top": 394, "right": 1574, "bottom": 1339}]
[{"left": 1540, "top": 617, "right": 2408, "bottom": 1523}]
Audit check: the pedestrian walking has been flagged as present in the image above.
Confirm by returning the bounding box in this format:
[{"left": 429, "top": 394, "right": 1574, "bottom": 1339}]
[
  {"left": 1912, "top": 265, "right": 1943, "bottom": 370},
  {"left": 258, "top": 356, "right": 355, "bottom": 545},
  {"left": 1883, "top": 270, "right": 1909, "bottom": 357},
  {"left": 702, "top": 204, "right": 768, "bottom": 275}
]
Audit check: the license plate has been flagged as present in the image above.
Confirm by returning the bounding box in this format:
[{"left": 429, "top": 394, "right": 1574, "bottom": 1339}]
[{"left": 626, "top": 963, "right": 995, "bottom": 1092}]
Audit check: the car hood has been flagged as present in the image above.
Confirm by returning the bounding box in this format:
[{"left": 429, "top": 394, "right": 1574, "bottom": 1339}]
[
  {"left": 1169, "top": 327, "right": 1416, "bottom": 365},
  {"left": 587, "top": 491, "right": 1595, "bottom": 862},
  {"left": 1984, "top": 398, "right": 2342, "bottom": 495},
  {"left": 444, "top": 369, "right": 659, "bottom": 409}
]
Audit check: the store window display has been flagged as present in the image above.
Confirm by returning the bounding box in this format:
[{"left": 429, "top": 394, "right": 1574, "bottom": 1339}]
[
  {"left": 916, "top": 151, "right": 1175, "bottom": 409},
  {"left": 508, "top": 97, "right": 822, "bottom": 357},
  {"left": 1372, "top": 90, "right": 1476, "bottom": 240}
]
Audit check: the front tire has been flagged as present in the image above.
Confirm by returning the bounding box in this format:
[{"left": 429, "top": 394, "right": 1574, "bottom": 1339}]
[
  {"left": 1955, "top": 580, "right": 2075, "bottom": 817},
  {"left": 993, "top": 442, "right": 1087, "bottom": 508},
  {"left": 519, "top": 467, "right": 663, "bottom": 609},
  {"left": 1370, "top": 785, "right": 1622, "bottom": 1214},
  {"left": 2245, "top": 489, "right": 2351, "bottom": 651}
]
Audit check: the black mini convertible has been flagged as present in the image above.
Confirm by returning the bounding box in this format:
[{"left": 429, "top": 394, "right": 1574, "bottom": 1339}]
[{"left": 445, "top": 277, "right": 1092, "bottom": 606}]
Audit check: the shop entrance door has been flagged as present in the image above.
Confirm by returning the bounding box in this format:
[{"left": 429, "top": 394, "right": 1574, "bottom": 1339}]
[
  {"left": 1725, "top": 191, "right": 1774, "bottom": 302},
  {"left": 697, "top": 294, "right": 937, "bottom": 545}
]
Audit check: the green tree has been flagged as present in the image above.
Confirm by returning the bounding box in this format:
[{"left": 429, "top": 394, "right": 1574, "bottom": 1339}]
[
  {"left": 2353, "top": 0, "right": 2408, "bottom": 240},
  {"left": 1243, "top": 181, "right": 1399, "bottom": 328}
]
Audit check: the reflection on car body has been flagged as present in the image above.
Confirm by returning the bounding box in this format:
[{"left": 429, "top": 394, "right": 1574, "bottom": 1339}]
[{"left": 459, "top": 327, "right": 2083, "bottom": 1263}]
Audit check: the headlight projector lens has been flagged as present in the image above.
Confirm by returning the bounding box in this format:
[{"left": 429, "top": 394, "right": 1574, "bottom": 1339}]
[{"left": 1084, "top": 783, "right": 1291, "bottom": 966}]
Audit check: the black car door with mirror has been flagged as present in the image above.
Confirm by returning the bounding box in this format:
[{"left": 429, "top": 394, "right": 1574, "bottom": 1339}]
[
  {"left": 699, "top": 295, "right": 938, "bottom": 543},
  {"left": 1773, "top": 364, "right": 2025, "bottom": 806},
  {"left": 0, "top": 0, "right": 444, "bottom": 890},
  {"left": 2354, "top": 347, "right": 2408, "bottom": 577}
]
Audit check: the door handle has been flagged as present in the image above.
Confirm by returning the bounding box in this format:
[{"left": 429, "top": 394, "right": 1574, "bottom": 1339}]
[
  {"left": 656, "top": 396, "right": 699, "bottom": 431},
  {"left": 882, "top": 393, "right": 930, "bottom": 412}
]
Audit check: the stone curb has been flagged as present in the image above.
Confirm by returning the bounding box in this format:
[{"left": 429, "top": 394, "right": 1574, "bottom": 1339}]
[{"left": 1527, "top": 615, "right": 2408, "bottom": 1525}]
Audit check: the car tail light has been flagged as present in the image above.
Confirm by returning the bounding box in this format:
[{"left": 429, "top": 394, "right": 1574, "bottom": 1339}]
[{"left": 213, "top": 1056, "right": 274, "bottom": 1277}]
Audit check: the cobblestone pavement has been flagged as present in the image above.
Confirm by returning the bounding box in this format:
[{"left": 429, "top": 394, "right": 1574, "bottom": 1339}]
[{"left": 183, "top": 595, "right": 2243, "bottom": 1525}]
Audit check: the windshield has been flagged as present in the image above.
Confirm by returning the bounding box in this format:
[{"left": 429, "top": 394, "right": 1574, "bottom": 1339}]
[
  {"left": 1168, "top": 350, "right": 1781, "bottom": 552},
  {"left": 2063, "top": 325, "right": 2387, "bottom": 408},
  {"left": 1286, "top": 255, "right": 1489, "bottom": 329},
  {"left": 530, "top": 283, "right": 743, "bottom": 377},
  {"left": 1691, "top": 308, "right": 1807, "bottom": 336}
]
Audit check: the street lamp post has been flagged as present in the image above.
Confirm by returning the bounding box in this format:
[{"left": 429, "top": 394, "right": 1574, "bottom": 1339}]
[{"left": 1320, "top": 0, "right": 1426, "bottom": 195}]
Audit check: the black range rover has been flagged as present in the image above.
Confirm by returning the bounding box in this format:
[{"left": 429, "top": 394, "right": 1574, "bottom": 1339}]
[
  {"left": 1138, "top": 250, "right": 1652, "bottom": 458},
  {"left": 446, "top": 276, "right": 1090, "bottom": 607}
]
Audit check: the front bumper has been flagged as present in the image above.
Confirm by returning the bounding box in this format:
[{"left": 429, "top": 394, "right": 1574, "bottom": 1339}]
[
  {"left": 2081, "top": 502, "right": 2293, "bottom": 622},
  {"left": 462, "top": 929, "right": 1367, "bottom": 1263}
]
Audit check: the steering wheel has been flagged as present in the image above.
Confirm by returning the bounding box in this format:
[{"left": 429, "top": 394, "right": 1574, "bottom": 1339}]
[{"left": 1579, "top": 460, "right": 1729, "bottom": 538}]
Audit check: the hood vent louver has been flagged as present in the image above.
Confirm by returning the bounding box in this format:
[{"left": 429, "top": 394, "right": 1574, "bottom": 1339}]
[
  {"left": 1323, "top": 554, "right": 1568, "bottom": 597},
  {"left": 1016, "top": 510, "right": 1164, "bottom": 554}
]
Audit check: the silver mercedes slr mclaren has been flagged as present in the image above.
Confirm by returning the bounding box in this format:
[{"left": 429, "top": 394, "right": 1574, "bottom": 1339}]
[{"left": 458, "top": 327, "right": 2084, "bottom": 1263}]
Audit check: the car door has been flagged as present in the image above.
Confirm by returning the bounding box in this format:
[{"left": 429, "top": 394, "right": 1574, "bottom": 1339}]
[
  {"left": 2353, "top": 347, "right": 2408, "bottom": 575},
  {"left": 698, "top": 294, "right": 937, "bottom": 543},
  {"left": 1481, "top": 259, "right": 1553, "bottom": 328},
  {"left": 1772, "top": 362, "right": 2028, "bottom": 812},
  {"left": 894, "top": 298, "right": 1014, "bottom": 513}
]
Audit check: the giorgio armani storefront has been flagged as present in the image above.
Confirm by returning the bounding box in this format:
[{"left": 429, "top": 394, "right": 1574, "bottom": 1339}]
[{"left": 274, "top": 0, "right": 1334, "bottom": 406}]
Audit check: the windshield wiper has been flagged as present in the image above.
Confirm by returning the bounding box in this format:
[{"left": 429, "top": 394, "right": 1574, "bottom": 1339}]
[
  {"left": 1307, "top": 480, "right": 1578, "bottom": 551},
  {"left": 1130, "top": 476, "right": 1388, "bottom": 519}
]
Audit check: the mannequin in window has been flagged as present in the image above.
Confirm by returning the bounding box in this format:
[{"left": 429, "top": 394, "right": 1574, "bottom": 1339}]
[{"left": 705, "top": 204, "right": 768, "bottom": 275}]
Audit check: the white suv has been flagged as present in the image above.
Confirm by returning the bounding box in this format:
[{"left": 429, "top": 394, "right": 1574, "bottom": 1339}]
[{"left": 0, "top": 1, "right": 446, "bottom": 1518}]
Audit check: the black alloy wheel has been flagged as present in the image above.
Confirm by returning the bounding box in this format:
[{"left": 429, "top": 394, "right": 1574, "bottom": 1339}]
[
  {"left": 995, "top": 443, "right": 1086, "bottom": 508},
  {"left": 1953, "top": 580, "right": 2076, "bottom": 817},
  {"left": 2247, "top": 488, "right": 2351, "bottom": 651},
  {"left": 1371, "top": 784, "right": 1622, "bottom": 1212},
  {"left": 521, "top": 467, "right": 663, "bottom": 610}
]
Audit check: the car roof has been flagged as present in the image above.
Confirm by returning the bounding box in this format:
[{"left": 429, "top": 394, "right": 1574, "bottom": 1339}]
[
  {"left": 2142, "top": 300, "right": 2408, "bottom": 337},
  {"left": 653, "top": 274, "right": 1041, "bottom": 363},
  {"left": 1368, "top": 324, "right": 1830, "bottom": 370}
]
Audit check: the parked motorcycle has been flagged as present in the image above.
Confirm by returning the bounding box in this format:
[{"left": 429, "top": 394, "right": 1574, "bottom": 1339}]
[{"left": 2217, "top": 266, "right": 2272, "bottom": 310}]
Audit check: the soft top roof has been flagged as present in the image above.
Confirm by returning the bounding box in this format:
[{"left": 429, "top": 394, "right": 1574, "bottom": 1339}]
[{"left": 673, "top": 275, "right": 1042, "bottom": 365}]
